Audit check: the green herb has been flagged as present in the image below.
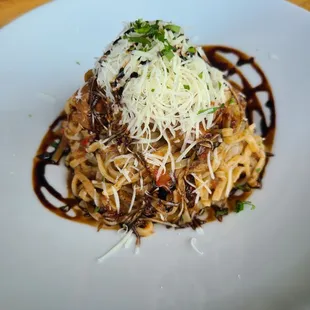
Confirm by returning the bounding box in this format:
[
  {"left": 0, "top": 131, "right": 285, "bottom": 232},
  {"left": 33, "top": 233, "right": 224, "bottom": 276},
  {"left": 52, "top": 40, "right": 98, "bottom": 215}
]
[
  {"left": 183, "top": 84, "right": 190, "bottom": 90},
  {"left": 229, "top": 98, "right": 235, "bottom": 105},
  {"left": 207, "top": 85, "right": 210, "bottom": 90},
  {"left": 165, "top": 24, "right": 181, "bottom": 33},
  {"left": 198, "top": 72, "right": 203, "bottom": 79},
  {"left": 94, "top": 206, "right": 100, "bottom": 213},
  {"left": 235, "top": 200, "right": 256, "bottom": 213},
  {"left": 131, "top": 18, "right": 143, "bottom": 29},
  {"left": 151, "top": 88, "right": 155, "bottom": 92},
  {"left": 127, "top": 20, "right": 181, "bottom": 55},
  {"left": 215, "top": 209, "right": 229, "bottom": 217},
  {"left": 197, "top": 103, "right": 225, "bottom": 115},
  {"left": 188, "top": 46, "right": 196, "bottom": 54},
  {"left": 135, "top": 25, "right": 151, "bottom": 34},
  {"left": 256, "top": 168, "right": 261, "bottom": 173},
  {"left": 161, "top": 49, "right": 174, "bottom": 61},
  {"left": 154, "top": 31, "right": 165, "bottom": 42},
  {"left": 76, "top": 61, "right": 80, "bottom": 65},
  {"left": 128, "top": 36, "right": 151, "bottom": 46},
  {"left": 132, "top": 20, "right": 165, "bottom": 44},
  {"left": 28, "top": 114, "right": 32, "bottom": 118},
  {"left": 235, "top": 183, "right": 251, "bottom": 192},
  {"left": 51, "top": 141, "right": 59, "bottom": 148},
  {"left": 218, "top": 81, "right": 222, "bottom": 89}
]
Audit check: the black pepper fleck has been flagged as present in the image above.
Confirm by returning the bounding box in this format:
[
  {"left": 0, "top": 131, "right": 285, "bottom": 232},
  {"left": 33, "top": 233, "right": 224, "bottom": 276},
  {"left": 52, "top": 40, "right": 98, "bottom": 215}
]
[{"left": 130, "top": 72, "right": 139, "bottom": 78}]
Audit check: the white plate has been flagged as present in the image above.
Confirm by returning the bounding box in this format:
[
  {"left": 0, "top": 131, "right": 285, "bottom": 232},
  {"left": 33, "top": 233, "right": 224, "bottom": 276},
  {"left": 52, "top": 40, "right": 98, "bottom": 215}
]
[{"left": 1, "top": 0, "right": 310, "bottom": 309}]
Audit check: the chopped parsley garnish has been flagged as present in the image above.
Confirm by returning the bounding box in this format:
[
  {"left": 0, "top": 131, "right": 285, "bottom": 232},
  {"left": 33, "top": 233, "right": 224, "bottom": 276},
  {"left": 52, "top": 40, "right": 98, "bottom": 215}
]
[
  {"left": 134, "top": 25, "right": 151, "bottom": 34},
  {"left": 235, "top": 183, "right": 251, "bottom": 192},
  {"left": 127, "top": 36, "right": 151, "bottom": 46},
  {"left": 218, "top": 81, "right": 222, "bottom": 89},
  {"left": 161, "top": 47, "right": 174, "bottom": 61},
  {"left": 198, "top": 72, "right": 203, "bottom": 79},
  {"left": 164, "top": 24, "right": 181, "bottom": 33},
  {"left": 235, "top": 200, "right": 256, "bottom": 213},
  {"left": 76, "top": 61, "right": 80, "bottom": 65},
  {"left": 126, "top": 20, "right": 183, "bottom": 59},
  {"left": 154, "top": 31, "right": 165, "bottom": 42},
  {"left": 28, "top": 114, "right": 32, "bottom": 118},
  {"left": 51, "top": 141, "right": 59, "bottom": 148},
  {"left": 183, "top": 84, "right": 190, "bottom": 90},
  {"left": 256, "top": 168, "right": 261, "bottom": 173},
  {"left": 215, "top": 209, "right": 229, "bottom": 217},
  {"left": 131, "top": 19, "right": 143, "bottom": 28},
  {"left": 197, "top": 103, "right": 225, "bottom": 115},
  {"left": 151, "top": 88, "right": 155, "bottom": 92},
  {"left": 94, "top": 206, "right": 100, "bottom": 213},
  {"left": 229, "top": 98, "right": 235, "bottom": 105},
  {"left": 188, "top": 46, "right": 196, "bottom": 54}
]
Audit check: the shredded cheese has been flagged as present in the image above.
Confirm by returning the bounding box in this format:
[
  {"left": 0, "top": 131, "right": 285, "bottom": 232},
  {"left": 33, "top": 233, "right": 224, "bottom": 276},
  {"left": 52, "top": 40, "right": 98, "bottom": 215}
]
[
  {"left": 128, "top": 185, "right": 136, "bottom": 213},
  {"left": 176, "top": 140, "right": 198, "bottom": 162},
  {"left": 194, "top": 191, "right": 200, "bottom": 205},
  {"left": 117, "top": 224, "right": 129, "bottom": 236},
  {"left": 207, "top": 151, "right": 215, "bottom": 180},
  {"left": 225, "top": 166, "right": 234, "bottom": 198},
  {"left": 139, "top": 173, "right": 144, "bottom": 190},
  {"left": 97, "top": 230, "right": 133, "bottom": 263},
  {"left": 135, "top": 247, "right": 140, "bottom": 255},
  {"left": 190, "top": 238, "right": 203, "bottom": 255},
  {"left": 95, "top": 20, "right": 228, "bottom": 161},
  {"left": 124, "top": 235, "right": 135, "bottom": 249},
  {"left": 111, "top": 186, "right": 120, "bottom": 213},
  {"left": 184, "top": 177, "right": 197, "bottom": 189},
  {"left": 102, "top": 180, "right": 108, "bottom": 198},
  {"left": 196, "top": 227, "right": 204, "bottom": 235},
  {"left": 191, "top": 173, "right": 212, "bottom": 194}
]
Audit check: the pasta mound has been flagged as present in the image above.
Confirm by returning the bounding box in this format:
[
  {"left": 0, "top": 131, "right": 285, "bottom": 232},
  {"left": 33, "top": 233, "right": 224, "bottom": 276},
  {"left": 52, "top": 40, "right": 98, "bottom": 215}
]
[{"left": 62, "top": 72, "right": 265, "bottom": 237}]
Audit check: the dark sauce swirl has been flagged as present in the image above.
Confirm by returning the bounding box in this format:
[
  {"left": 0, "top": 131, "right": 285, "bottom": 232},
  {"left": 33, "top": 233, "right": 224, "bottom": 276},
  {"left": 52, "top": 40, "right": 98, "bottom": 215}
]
[
  {"left": 32, "top": 113, "right": 98, "bottom": 226},
  {"left": 32, "top": 45, "right": 276, "bottom": 226},
  {"left": 203, "top": 46, "right": 276, "bottom": 149}
]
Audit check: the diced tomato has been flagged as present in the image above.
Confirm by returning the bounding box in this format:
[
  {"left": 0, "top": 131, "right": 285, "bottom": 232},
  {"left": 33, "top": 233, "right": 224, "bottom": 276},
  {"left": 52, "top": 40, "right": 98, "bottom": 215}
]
[
  {"left": 81, "top": 137, "right": 90, "bottom": 147},
  {"left": 210, "top": 179, "right": 218, "bottom": 188},
  {"left": 199, "top": 151, "right": 208, "bottom": 160},
  {"left": 154, "top": 169, "right": 171, "bottom": 187}
]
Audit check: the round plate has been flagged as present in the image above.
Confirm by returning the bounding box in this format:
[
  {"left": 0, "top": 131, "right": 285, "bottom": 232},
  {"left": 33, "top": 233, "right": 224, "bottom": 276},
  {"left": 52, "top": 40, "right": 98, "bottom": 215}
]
[{"left": 0, "top": 1, "right": 310, "bottom": 309}]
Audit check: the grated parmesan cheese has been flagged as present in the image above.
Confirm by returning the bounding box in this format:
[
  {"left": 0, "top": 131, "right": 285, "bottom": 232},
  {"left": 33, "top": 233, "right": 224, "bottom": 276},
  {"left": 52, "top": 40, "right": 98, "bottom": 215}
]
[
  {"left": 207, "top": 151, "right": 215, "bottom": 180},
  {"left": 97, "top": 230, "right": 133, "bottom": 263},
  {"left": 195, "top": 227, "right": 204, "bottom": 235},
  {"left": 225, "top": 166, "right": 234, "bottom": 198},
  {"left": 95, "top": 20, "right": 228, "bottom": 163},
  {"left": 190, "top": 238, "right": 203, "bottom": 255},
  {"left": 128, "top": 185, "right": 136, "bottom": 213},
  {"left": 111, "top": 186, "right": 120, "bottom": 213},
  {"left": 191, "top": 173, "right": 212, "bottom": 194}
]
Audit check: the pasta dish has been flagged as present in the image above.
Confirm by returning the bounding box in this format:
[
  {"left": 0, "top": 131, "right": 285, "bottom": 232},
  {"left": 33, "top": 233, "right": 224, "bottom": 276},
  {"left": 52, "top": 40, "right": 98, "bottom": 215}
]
[{"left": 33, "top": 20, "right": 275, "bottom": 257}]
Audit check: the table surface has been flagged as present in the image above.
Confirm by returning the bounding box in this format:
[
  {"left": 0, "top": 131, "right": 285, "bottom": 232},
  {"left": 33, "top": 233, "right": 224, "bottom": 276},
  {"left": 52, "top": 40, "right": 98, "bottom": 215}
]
[{"left": 0, "top": 0, "right": 309, "bottom": 28}]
